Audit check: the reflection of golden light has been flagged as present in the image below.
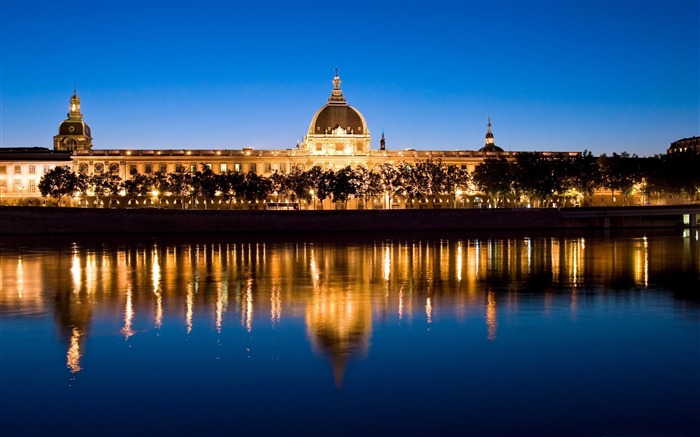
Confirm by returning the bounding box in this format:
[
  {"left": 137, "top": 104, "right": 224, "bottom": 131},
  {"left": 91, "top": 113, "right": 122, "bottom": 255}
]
[
  {"left": 186, "top": 283, "right": 194, "bottom": 334},
  {"left": 16, "top": 256, "right": 23, "bottom": 299},
  {"left": 425, "top": 297, "right": 433, "bottom": 324},
  {"left": 216, "top": 282, "right": 229, "bottom": 333},
  {"left": 486, "top": 291, "right": 497, "bottom": 342},
  {"left": 551, "top": 238, "right": 560, "bottom": 279},
  {"left": 155, "top": 292, "right": 163, "bottom": 329},
  {"left": 456, "top": 242, "right": 463, "bottom": 283},
  {"left": 85, "top": 252, "right": 97, "bottom": 295},
  {"left": 71, "top": 249, "right": 81, "bottom": 291},
  {"left": 643, "top": 236, "right": 648, "bottom": 288},
  {"left": 271, "top": 286, "right": 281, "bottom": 327},
  {"left": 383, "top": 245, "right": 390, "bottom": 282},
  {"left": 398, "top": 285, "right": 404, "bottom": 320},
  {"left": 243, "top": 279, "right": 253, "bottom": 332},
  {"left": 121, "top": 287, "right": 134, "bottom": 339},
  {"left": 66, "top": 327, "right": 82, "bottom": 373},
  {"left": 153, "top": 246, "right": 163, "bottom": 328},
  {"left": 310, "top": 249, "right": 320, "bottom": 286}
]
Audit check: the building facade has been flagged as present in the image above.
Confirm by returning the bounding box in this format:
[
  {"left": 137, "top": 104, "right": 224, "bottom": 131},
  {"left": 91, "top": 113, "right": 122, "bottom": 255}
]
[
  {"left": 0, "top": 148, "right": 71, "bottom": 204},
  {"left": 4, "top": 73, "right": 691, "bottom": 208},
  {"left": 667, "top": 136, "right": 700, "bottom": 154}
]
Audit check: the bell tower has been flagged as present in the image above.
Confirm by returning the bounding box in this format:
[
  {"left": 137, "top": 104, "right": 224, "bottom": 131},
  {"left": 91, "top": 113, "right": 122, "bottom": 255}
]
[{"left": 54, "top": 89, "right": 93, "bottom": 152}]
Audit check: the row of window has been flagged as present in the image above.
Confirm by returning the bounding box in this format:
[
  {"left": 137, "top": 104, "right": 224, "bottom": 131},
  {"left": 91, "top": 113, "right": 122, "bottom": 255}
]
[
  {"left": 0, "top": 165, "right": 39, "bottom": 175},
  {"left": 123, "top": 162, "right": 285, "bottom": 175},
  {"left": 0, "top": 179, "right": 37, "bottom": 193}
]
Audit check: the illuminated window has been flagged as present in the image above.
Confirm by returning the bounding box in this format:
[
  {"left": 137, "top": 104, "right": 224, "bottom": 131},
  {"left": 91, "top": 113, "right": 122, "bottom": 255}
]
[
  {"left": 190, "top": 163, "right": 196, "bottom": 172},
  {"left": 14, "top": 165, "right": 21, "bottom": 174},
  {"left": 0, "top": 166, "right": 5, "bottom": 174},
  {"left": 234, "top": 163, "right": 241, "bottom": 172},
  {"left": 28, "top": 180, "right": 37, "bottom": 193},
  {"left": 220, "top": 163, "right": 227, "bottom": 172},
  {"left": 0, "top": 180, "right": 6, "bottom": 192},
  {"left": 14, "top": 179, "right": 22, "bottom": 192},
  {"left": 205, "top": 163, "right": 212, "bottom": 170},
  {"left": 265, "top": 163, "right": 272, "bottom": 173},
  {"left": 28, "top": 165, "right": 36, "bottom": 174}
]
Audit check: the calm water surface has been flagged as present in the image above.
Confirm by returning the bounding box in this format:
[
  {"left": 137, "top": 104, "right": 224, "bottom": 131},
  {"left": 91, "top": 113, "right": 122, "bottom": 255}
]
[{"left": 1, "top": 231, "right": 699, "bottom": 436}]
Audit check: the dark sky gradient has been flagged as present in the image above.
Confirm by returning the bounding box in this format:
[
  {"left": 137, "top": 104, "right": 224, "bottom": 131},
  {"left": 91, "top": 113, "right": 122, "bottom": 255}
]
[{"left": 1, "top": 0, "right": 698, "bottom": 156}]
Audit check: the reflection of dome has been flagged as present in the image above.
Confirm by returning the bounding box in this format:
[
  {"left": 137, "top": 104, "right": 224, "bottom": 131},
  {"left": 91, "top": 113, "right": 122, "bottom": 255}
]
[{"left": 306, "top": 287, "right": 372, "bottom": 388}]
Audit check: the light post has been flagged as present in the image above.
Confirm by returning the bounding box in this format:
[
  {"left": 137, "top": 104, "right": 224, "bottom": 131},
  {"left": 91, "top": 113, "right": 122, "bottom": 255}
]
[{"left": 309, "top": 189, "right": 315, "bottom": 210}]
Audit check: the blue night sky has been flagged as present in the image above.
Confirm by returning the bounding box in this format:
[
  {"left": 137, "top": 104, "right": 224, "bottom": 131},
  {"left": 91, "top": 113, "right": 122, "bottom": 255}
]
[{"left": 1, "top": 0, "right": 698, "bottom": 156}]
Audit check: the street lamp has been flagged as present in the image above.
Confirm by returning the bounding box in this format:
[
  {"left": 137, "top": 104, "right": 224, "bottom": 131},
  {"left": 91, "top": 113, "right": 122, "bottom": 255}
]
[{"left": 309, "top": 189, "right": 315, "bottom": 210}]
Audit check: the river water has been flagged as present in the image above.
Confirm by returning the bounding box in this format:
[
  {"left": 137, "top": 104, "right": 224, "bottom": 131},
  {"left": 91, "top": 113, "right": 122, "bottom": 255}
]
[{"left": 1, "top": 230, "right": 699, "bottom": 436}]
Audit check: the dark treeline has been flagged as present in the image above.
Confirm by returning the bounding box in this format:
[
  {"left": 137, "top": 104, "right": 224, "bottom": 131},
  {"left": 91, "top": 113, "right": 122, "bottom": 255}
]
[{"left": 37, "top": 150, "right": 700, "bottom": 208}]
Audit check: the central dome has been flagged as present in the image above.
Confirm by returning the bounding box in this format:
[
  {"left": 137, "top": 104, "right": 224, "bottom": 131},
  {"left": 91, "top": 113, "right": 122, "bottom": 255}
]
[
  {"left": 307, "top": 73, "right": 368, "bottom": 137},
  {"left": 311, "top": 105, "right": 365, "bottom": 136}
]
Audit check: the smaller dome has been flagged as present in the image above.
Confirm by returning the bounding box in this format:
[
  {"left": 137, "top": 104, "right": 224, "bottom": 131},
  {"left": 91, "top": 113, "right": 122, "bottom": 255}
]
[
  {"left": 58, "top": 120, "right": 91, "bottom": 137},
  {"left": 479, "top": 144, "right": 504, "bottom": 152}
]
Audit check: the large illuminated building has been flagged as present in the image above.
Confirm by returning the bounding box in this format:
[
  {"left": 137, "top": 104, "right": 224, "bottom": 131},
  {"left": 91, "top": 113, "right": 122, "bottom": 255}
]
[
  {"left": 0, "top": 73, "right": 691, "bottom": 207},
  {"left": 60, "top": 73, "right": 512, "bottom": 184}
]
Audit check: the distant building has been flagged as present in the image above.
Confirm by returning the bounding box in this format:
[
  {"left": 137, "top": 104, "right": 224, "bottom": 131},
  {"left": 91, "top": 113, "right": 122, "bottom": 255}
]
[
  {"left": 667, "top": 136, "right": 700, "bottom": 154},
  {"left": 0, "top": 148, "right": 71, "bottom": 203}
]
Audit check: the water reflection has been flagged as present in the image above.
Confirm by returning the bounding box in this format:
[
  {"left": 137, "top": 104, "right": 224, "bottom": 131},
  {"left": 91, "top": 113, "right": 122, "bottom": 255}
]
[{"left": 1, "top": 232, "right": 698, "bottom": 382}]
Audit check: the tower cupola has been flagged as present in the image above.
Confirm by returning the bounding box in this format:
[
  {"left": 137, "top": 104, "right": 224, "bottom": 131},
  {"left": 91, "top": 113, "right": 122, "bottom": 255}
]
[
  {"left": 54, "top": 89, "right": 93, "bottom": 152},
  {"left": 478, "top": 116, "right": 504, "bottom": 152}
]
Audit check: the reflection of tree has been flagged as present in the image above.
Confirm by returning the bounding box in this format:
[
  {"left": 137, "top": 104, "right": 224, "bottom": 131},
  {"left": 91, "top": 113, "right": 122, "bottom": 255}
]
[{"left": 305, "top": 287, "right": 372, "bottom": 388}]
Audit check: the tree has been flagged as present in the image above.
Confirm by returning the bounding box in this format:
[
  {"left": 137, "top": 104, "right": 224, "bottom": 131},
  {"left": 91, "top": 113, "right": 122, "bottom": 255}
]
[
  {"left": 167, "top": 170, "right": 193, "bottom": 209},
  {"left": 240, "top": 171, "right": 271, "bottom": 205},
  {"left": 122, "top": 174, "right": 155, "bottom": 206},
  {"left": 288, "top": 167, "right": 314, "bottom": 204},
  {"left": 378, "top": 162, "right": 400, "bottom": 208},
  {"left": 329, "top": 166, "right": 357, "bottom": 207},
  {"left": 514, "top": 153, "right": 560, "bottom": 207},
  {"left": 598, "top": 152, "right": 642, "bottom": 205},
  {"left": 38, "top": 166, "right": 80, "bottom": 206},
  {"left": 354, "top": 165, "right": 383, "bottom": 209},
  {"left": 473, "top": 157, "right": 515, "bottom": 208},
  {"left": 219, "top": 170, "right": 245, "bottom": 208},
  {"left": 565, "top": 150, "right": 600, "bottom": 205},
  {"left": 90, "top": 173, "right": 122, "bottom": 208},
  {"left": 308, "top": 165, "right": 333, "bottom": 209},
  {"left": 191, "top": 165, "right": 219, "bottom": 209}
]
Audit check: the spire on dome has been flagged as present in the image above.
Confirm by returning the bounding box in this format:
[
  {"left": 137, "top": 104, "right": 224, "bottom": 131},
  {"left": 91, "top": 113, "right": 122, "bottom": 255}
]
[
  {"left": 485, "top": 116, "right": 494, "bottom": 146},
  {"left": 380, "top": 130, "right": 386, "bottom": 150},
  {"left": 68, "top": 89, "right": 82, "bottom": 120},
  {"left": 328, "top": 68, "right": 347, "bottom": 105}
]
